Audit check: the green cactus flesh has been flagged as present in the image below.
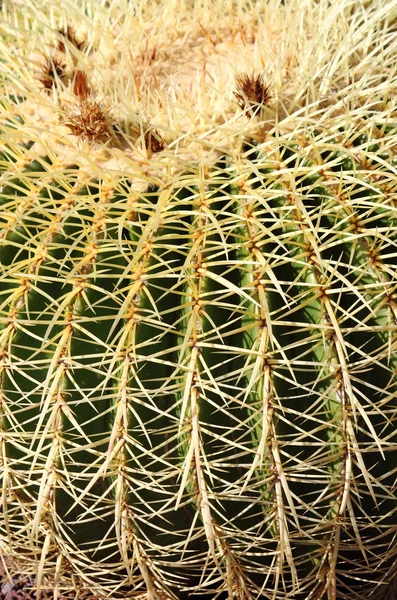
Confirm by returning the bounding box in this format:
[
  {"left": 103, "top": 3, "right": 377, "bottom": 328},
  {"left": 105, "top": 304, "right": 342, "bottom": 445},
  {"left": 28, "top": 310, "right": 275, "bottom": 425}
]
[
  {"left": 1, "top": 120, "right": 397, "bottom": 599},
  {"left": 1, "top": 1, "right": 397, "bottom": 599}
]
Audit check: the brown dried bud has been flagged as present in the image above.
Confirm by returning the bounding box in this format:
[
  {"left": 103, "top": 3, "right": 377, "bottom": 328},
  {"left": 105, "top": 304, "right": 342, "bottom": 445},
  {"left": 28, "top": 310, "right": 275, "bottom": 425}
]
[
  {"left": 72, "top": 70, "right": 90, "bottom": 99},
  {"left": 57, "top": 25, "right": 85, "bottom": 52},
  {"left": 144, "top": 128, "right": 165, "bottom": 153},
  {"left": 38, "top": 54, "right": 66, "bottom": 90},
  {"left": 62, "top": 99, "right": 112, "bottom": 142},
  {"left": 233, "top": 72, "right": 272, "bottom": 117}
]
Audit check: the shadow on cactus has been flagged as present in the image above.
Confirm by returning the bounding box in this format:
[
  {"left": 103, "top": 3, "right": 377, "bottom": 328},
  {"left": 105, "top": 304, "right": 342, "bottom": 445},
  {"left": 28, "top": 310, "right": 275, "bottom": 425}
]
[{"left": 0, "top": 1, "right": 397, "bottom": 599}]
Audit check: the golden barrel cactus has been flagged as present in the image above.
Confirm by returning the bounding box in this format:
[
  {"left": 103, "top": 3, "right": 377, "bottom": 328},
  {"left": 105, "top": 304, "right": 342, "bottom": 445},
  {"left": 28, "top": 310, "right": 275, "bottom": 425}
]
[{"left": 0, "top": 0, "right": 396, "bottom": 598}]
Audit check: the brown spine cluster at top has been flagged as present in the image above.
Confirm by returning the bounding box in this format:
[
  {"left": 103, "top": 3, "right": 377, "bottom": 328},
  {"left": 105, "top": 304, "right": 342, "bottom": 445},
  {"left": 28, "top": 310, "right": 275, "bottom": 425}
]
[
  {"left": 35, "top": 23, "right": 165, "bottom": 149},
  {"left": 38, "top": 54, "right": 66, "bottom": 91},
  {"left": 63, "top": 69, "right": 114, "bottom": 141},
  {"left": 72, "top": 70, "right": 91, "bottom": 99},
  {"left": 37, "top": 23, "right": 86, "bottom": 92},
  {"left": 233, "top": 72, "right": 272, "bottom": 117},
  {"left": 62, "top": 98, "right": 112, "bottom": 142},
  {"left": 57, "top": 25, "right": 86, "bottom": 53},
  {"left": 144, "top": 128, "right": 165, "bottom": 153}
]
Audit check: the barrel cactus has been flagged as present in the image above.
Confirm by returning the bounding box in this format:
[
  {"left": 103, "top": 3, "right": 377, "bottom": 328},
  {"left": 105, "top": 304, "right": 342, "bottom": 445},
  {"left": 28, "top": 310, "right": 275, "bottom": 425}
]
[{"left": 0, "top": 0, "right": 396, "bottom": 599}]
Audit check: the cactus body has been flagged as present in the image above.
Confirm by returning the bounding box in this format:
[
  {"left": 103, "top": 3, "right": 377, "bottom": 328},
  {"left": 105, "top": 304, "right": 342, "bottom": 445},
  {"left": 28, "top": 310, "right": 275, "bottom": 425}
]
[{"left": 0, "top": 1, "right": 397, "bottom": 599}]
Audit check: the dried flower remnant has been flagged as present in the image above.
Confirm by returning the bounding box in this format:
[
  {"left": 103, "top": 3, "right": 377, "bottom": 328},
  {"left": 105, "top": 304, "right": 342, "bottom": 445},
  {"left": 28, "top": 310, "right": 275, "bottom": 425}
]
[
  {"left": 144, "top": 128, "right": 165, "bottom": 153},
  {"left": 57, "top": 25, "right": 86, "bottom": 52},
  {"left": 233, "top": 72, "right": 272, "bottom": 117},
  {"left": 38, "top": 54, "right": 66, "bottom": 90},
  {"left": 62, "top": 98, "right": 112, "bottom": 142},
  {"left": 72, "top": 70, "right": 90, "bottom": 99}
]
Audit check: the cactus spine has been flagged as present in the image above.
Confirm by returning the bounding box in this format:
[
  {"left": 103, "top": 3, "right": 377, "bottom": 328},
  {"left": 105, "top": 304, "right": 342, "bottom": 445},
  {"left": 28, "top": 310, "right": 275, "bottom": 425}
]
[{"left": 0, "top": 0, "right": 396, "bottom": 599}]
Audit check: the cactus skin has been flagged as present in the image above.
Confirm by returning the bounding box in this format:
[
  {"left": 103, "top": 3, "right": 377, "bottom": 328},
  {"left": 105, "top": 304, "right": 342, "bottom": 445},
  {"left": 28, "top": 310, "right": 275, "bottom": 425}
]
[{"left": 1, "top": 1, "right": 397, "bottom": 599}]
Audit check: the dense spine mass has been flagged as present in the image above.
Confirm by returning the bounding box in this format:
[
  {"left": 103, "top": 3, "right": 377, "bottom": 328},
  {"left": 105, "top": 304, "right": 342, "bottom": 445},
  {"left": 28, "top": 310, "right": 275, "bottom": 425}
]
[{"left": 0, "top": 0, "right": 396, "bottom": 599}]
